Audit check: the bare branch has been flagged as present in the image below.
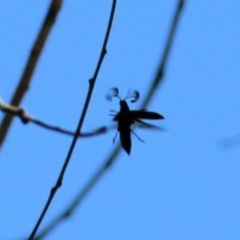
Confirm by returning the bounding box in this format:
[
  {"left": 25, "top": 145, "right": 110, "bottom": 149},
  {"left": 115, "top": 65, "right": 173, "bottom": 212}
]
[
  {"left": 32, "top": 0, "right": 184, "bottom": 239},
  {"left": 0, "top": 99, "right": 107, "bottom": 138},
  {"left": 142, "top": 0, "right": 184, "bottom": 109},
  {"left": 27, "top": 1, "right": 117, "bottom": 239},
  {"left": 0, "top": 0, "right": 62, "bottom": 148}
]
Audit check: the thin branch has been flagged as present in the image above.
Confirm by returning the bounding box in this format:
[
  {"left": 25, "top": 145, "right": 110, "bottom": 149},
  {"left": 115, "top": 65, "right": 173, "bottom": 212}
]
[
  {"left": 32, "top": 0, "right": 184, "bottom": 239},
  {"left": 33, "top": 148, "right": 120, "bottom": 240},
  {"left": 142, "top": 0, "right": 184, "bottom": 109},
  {"left": 27, "top": 1, "right": 117, "bottom": 239},
  {"left": 0, "top": 0, "right": 62, "bottom": 148},
  {"left": 0, "top": 99, "right": 108, "bottom": 138}
]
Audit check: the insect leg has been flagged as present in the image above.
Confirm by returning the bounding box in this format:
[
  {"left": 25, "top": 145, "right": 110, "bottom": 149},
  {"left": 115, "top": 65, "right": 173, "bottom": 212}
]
[
  {"left": 113, "top": 131, "right": 119, "bottom": 143},
  {"left": 131, "top": 130, "right": 145, "bottom": 143}
]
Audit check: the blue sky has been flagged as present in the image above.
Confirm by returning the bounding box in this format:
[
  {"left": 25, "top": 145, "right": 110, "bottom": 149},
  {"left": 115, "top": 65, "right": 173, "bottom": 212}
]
[{"left": 1, "top": 1, "right": 240, "bottom": 240}]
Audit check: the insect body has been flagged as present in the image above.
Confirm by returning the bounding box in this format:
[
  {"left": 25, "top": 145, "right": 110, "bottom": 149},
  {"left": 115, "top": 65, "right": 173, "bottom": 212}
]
[{"left": 107, "top": 87, "right": 164, "bottom": 155}]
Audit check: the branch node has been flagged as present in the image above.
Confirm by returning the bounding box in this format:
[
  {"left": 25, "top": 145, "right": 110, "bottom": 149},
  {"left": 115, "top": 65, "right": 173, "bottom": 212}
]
[{"left": 17, "top": 108, "right": 29, "bottom": 124}]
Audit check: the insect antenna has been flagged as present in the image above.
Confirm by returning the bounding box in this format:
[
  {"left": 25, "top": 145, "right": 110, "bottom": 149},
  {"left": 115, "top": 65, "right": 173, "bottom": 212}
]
[
  {"left": 106, "top": 87, "right": 121, "bottom": 101},
  {"left": 125, "top": 89, "right": 140, "bottom": 103}
]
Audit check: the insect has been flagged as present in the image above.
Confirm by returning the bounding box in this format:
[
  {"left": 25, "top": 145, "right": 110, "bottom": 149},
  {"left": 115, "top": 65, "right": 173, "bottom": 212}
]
[{"left": 107, "top": 87, "right": 164, "bottom": 155}]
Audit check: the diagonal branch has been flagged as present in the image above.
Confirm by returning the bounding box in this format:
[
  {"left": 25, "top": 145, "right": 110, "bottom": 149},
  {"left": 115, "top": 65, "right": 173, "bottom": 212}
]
[
  {"left": 0, "top": 0, "right": 62, "bottom": 148},
  {"left": 141, "top": 0, "right": 184, "bottom": 109},
  {"left": 27, "top": 1, "right": 117, "bottom": 239},
  {"left": 31, "top": 0, "right": 185, "bottom": 239}
]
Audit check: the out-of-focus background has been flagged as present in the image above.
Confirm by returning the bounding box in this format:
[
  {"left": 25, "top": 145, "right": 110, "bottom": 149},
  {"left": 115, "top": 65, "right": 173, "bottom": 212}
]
[{"left": 1, "top": 1, "right": 240, "bottom": 239}]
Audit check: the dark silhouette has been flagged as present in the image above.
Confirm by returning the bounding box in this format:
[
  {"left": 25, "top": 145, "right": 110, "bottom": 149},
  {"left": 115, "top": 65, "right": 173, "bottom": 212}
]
[{"left": 107, "top": 87, "right": 164, "bottom": 155}]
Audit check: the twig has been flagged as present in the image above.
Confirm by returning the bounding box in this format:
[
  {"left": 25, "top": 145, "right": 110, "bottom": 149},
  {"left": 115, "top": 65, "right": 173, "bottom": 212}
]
[
  {"left": 0, "top": 99, "right": 108, "bottom": 138},
  {"left": 32, "top": 0, "right": 184, "bottom": 239},
  {"left": 141, "top": 0, "right": 184, "bottom": 108},
  {"left": 0, "top": 0, "right": 62, "bottom": 148},
  {"left": 27, "top": 1, "right": 117, "bottom": 239},
  {"left": 33, "top": 148, "right": 120, "bottom": 240}
]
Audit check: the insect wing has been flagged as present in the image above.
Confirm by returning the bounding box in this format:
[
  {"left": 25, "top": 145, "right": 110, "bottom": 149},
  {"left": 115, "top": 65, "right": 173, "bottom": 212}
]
[
  {"left": 134, "top": 119, "right": 164, "bottom": 130},
  {"left": 130, "top": 110, "right": 164, "bottom": 120},
  {"left": 119, "top": 128, "right": 131, "bottom": 155}
]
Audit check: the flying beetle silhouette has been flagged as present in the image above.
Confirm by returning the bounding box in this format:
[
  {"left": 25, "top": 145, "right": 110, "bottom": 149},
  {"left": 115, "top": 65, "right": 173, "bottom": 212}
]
[{"left": 107, "top": 87, "right": 164, "bottom": 155}]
